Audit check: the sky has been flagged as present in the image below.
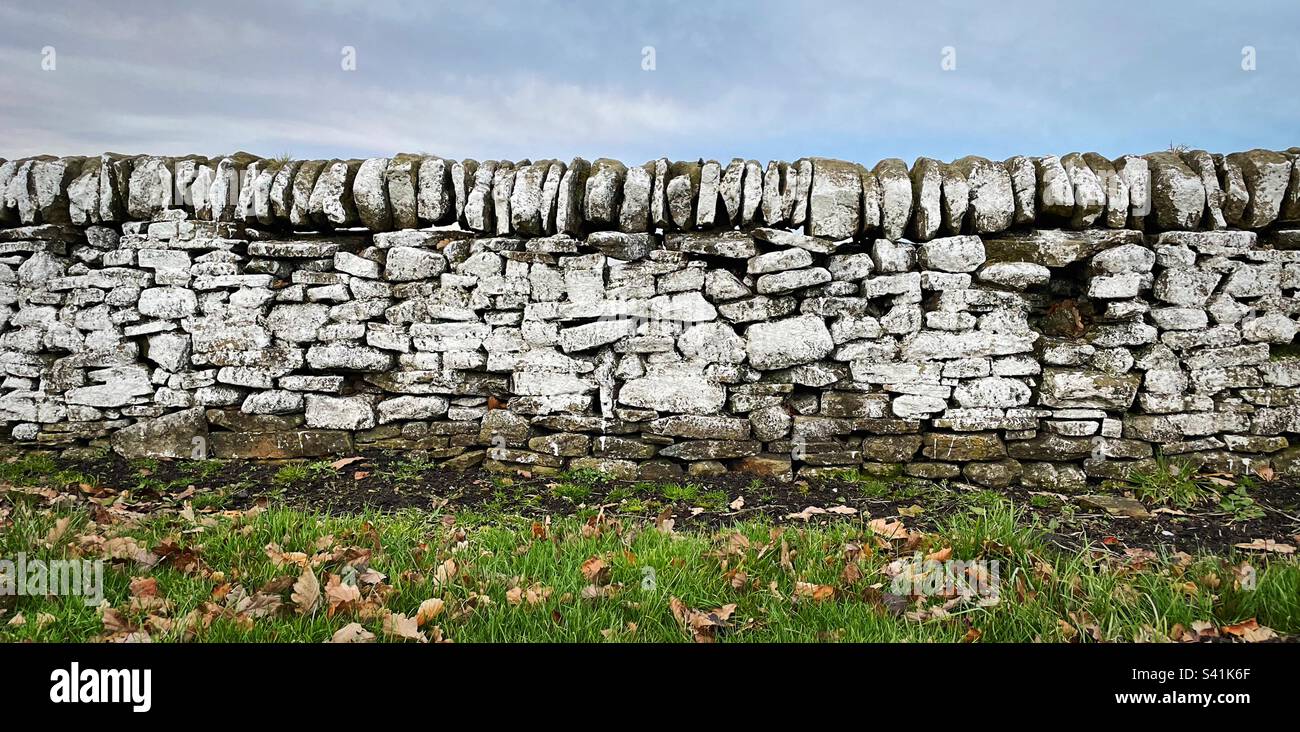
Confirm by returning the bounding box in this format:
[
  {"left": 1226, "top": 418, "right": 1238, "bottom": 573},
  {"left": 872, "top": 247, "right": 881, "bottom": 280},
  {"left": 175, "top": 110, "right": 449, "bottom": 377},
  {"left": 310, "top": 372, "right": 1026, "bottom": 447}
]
[{"left": 1, "top": 0, "right": 1297, "bottom": 166}]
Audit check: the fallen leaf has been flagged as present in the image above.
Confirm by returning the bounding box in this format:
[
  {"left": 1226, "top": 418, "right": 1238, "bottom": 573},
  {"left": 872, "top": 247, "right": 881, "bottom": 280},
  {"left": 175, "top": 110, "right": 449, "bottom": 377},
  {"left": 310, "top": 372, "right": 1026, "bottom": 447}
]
[
  {"left": 786, "top": 506, "right": 827, "bottom": 521},
  {"left": 1233, "top": 539, "right": 1295, "bottom": 554},
  {"left": 794, "top": 582, "right": 836, "bottom": 603},
  {"left": 324, "top": 575, "right": 361, "bottom": 616},
  {"left": 669, "top": 596, "right": 738, "bottom": 643},
  {"left": 581, "top": 557, "right": 611, "bottom": 586},
  {"left": 1220, "top": 618, "right": 1278, "bottom": 642},
  {"left": 330, "top": 456, "right": 365, "bottom": 471},
  {"left": 291, "top": 566, "right": 320, "bottom": 614},
  {"left": 728, "top": 496, "right": 745, "bottom": 510},
  {"left": 415, "top": 598, "right": 445, "bottom": 626},
  {"left": 329, "top": 622, "right": 375, "bottom": 643},
  {"left": 381, "top": 612, "right": 426, "bottom": 642},
  {"left": 43, "top": 517, "right": 71, "bottom": 547}
]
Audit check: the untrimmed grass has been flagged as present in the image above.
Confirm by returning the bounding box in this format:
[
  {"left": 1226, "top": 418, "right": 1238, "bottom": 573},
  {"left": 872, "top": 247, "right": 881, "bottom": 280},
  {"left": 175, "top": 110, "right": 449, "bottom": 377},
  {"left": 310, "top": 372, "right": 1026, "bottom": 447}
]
[{"left": 2, "top": 490, "right": 1296, "bottom": 643}]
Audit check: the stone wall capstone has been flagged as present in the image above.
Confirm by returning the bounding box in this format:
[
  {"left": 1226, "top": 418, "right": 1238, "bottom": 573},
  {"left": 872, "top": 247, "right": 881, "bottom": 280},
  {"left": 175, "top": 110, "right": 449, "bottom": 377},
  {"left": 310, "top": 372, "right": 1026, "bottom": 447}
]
[{"left": 2, "top": 148, "right": 1300, "bottom": 488}]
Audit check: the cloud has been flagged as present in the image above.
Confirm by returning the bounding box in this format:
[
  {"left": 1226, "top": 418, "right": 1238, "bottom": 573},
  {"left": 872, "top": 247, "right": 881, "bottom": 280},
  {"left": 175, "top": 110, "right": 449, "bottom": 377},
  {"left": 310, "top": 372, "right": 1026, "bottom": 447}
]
[{"left": 1, "top": 0, "right": 1297, "bottom": 165}]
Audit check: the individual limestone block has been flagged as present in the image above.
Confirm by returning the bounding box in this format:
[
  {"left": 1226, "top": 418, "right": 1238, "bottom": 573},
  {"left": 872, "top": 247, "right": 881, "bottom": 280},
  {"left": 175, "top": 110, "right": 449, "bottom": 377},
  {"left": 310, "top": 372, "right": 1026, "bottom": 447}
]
[
  {"left": 741, "top": 159, "right": 763, "bottom": 225},
  {"left": 127, "top": 156, "right": 174, "bottom": 220},
  {"left": 1034, "top": 155, "right": 1075, "bottom": 219},
  {"left": 111, "top": 407, "right": 207, "bottom": 459},
  {"left": 618, "top": 373, "right": 727, "bottom": 414},
  {"left": 617, "top": 162, "right": 653, "bottom": 233},
  {"left": 555, "top": 157, "right": 590, "bottom": 235},
  {"left": 952, "top": 156, "right": 1013, "bottom": 234},
  {"left": 1217, "top": 154, "right": 1249, "bottom": 226},
  {"left": 1003, "top": 155, "right": 1037, "bottom": 226},
  {"left": 352, "top": 158, "right": 393, "bottom": 231},
  {"left": 664, "top": 160, "right": 701, "bottom": 230},
  {"left": 417, "top": 156, "right": 454, "bottom": 225},
  {"left": 976, "top": 262, "right": 1050, "bottom": 290},
  {"left": 1179, "top": 149, "right": 1226, "bottom": 229},
  {"left": 909, "top": 157, "right": 943, "bottom": 241},
  {"left": 1226, "top": 149, "right": 1291, "bottom": 228},
  {"left": 746, "top": 315, "right": 834, "bottom": 370},
  {"left": 939, "top": 162, "right": 970, "bottom": 235},
  {"left": 385, "top": 153, "right": 421, "bottom": 230},
  {"left": 539, "top": 159, "right": 567, "bottom": 234},
  {"left": 309, "top": 159, "right": 362, "bottom": 228},
  {"left": 695, "top": 160, "right": 723, "bottom": 228},
  {"left": 491, "top": 160, "right": 517, "bottom": 235},
  {"left": 463, "top": 159, "right": 497, "bottom": 233},
  {"left": 871, "top": 159, "right": 912, "bottom": 241},
  {"left": 786, "top": 158, "right": 813, "bottom": 227},
  {"left": 649, "top": 157, "right": 671, "bottom": 229},
  {"left": 305, "top": 395, "right": 375, "bottom": 430},
  {"left": 719, "top": 158, "right": 745, "bottom": 224},
  {"left": 583, "top": 158, "right": 626, "bottom": 227},
  {"left": 1082, "top": 152, "right": 1128, "bottom": 228},
  {"left": 806, "top": 158, "right": 862, "bottom": 240},
  {"left": 1144, "top": 151, "right": 1204, "bottom": 230},
  {"left": 761, "top": 160, "right": 789, "bottom": 227},
  {"left": 289, "top": 160, "right": 326, "bottom": 228},
  {"left": 1060, "top": 153, "right": 1104, "bottom": 228},
  {"left": 918, "top": 235, "right": 985, "bottom": 273}
]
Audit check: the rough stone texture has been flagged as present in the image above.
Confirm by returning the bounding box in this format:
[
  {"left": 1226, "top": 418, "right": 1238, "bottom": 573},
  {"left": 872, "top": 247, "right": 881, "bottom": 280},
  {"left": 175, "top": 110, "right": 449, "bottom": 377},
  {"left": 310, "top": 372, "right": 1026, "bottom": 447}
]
[{"left": 1, "top": 146, "right": 1298, "bottom": 488}]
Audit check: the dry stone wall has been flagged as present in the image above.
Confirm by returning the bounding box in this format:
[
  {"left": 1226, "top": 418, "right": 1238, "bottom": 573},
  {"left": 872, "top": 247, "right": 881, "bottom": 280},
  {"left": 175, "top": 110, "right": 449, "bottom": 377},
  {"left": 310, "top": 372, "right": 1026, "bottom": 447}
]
[{"left": 2, "top": 147, "right": 1300, "bottom": 488}]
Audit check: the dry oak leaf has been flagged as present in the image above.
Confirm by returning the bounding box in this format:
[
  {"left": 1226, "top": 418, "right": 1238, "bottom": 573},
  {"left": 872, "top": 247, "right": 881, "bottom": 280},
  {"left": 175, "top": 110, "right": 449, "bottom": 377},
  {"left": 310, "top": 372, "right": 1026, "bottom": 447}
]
[
  {"left": 329, "top": 622, "right": 376, "bottom": 643},
  {"left": 868, "top": 519, "right": 910, "bottom": 542},
  {"left": 330, "top": 456, "right": 366, "bottom": 471},
  {"left": 669, "top": 596, "right": 738, "bottom": 643},
  {"left": 264, "top": 543, "right": 309, "bottom": 568},
  {"left": 431, "top": 558, "right": 458, "bottom": 588},
  {"left": 43, "top": 517, "right": 72, "bottom": 548},
  {"left": 581, "top": 557, "right": 611, "bottom": 586},
  {"left": 1233, "top": 539, "right": 1295, "bottom": 554},
  {"left": 416, "top": 598, "right": 446, "bottom": 626},
  {"left": 324, "top": 575, "right": 362, "bottom": 616},
  {"left": 794, "top": 582, "right": 836, "bottom": 603},
  {"left": 381, "top": 612, "right": 426, "bottom": 643},
  {"left": 102, "top": 536, "right": 157, "bottom": 566},
  {"left": 291, "top": 566, "right": 321, "bottom": 614},
  {"left": 1221, "top": 618, "right": 1279, "bottom": 642}
]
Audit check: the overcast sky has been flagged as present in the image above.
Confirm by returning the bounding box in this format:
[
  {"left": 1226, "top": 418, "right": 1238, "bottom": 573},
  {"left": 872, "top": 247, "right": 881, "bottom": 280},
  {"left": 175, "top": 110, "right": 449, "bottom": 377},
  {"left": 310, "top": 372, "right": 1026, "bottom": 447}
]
[{"left": 2, "top": 1, "right": 1297, "bottom": 165}]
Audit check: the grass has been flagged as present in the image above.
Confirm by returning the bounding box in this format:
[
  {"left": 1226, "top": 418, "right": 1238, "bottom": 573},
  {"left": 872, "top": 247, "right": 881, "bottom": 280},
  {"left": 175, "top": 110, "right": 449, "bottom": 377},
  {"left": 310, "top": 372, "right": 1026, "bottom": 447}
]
[
  {"left": 1126, "top": 456, "right": 1214, "bottom": 508},
  {"left": 273, "top": 460, "right": 335, "bottom": 487},
  {"left": 2, "top": 486, "right": 1297, "bottom": 643}
]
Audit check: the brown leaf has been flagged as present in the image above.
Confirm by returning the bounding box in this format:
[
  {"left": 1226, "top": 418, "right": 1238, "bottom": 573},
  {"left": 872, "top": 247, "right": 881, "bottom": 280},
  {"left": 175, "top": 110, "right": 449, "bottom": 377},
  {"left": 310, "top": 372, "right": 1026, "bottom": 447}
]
[
  {"left": 431, "top": 558, "right": 458, "bottom": 588},
  {"left": 329, "top": 622, "right": 375, "bottom": 643},
  {"left": 1221, "top": 618, "right": 1278, "bottom": 642},
  {"left": 580, "top": 557, "right": 611, "bottom": 586},
  {"left": 291, "top": 566, "right": 320, "bottom": 614},
  {"left": 324, "top": 575, "right": 361, "bottom": 616},
  {"left": 329, "top": 456, "right": 365, "bottom": 471},
  {"left": 926, "top": 546, "right": 953, "bottom": 562},
  {"left": 669, "top": 596, "right": 738, "bottom": 643},
  {"left": 794, "top": 581, "right": 836, "bottom": 603},
  {"left": 43, "top": 517, "right": 71, "bottom": 548},
  {"left": 415, "top": 598, "right": 445, "bottom": 626},
  {"left": 962, "top": 628, "right": 983, "bottom": 643},
  {"left": 1233, "top": 539, "right": 1295, "bottom": 554},
  {"left": 381, "top": 612, "right": 426, "bottom": 642}
]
